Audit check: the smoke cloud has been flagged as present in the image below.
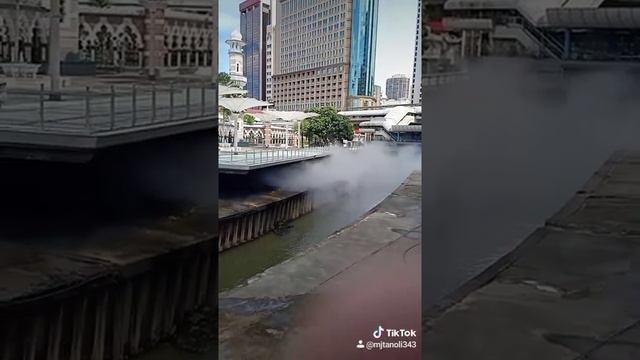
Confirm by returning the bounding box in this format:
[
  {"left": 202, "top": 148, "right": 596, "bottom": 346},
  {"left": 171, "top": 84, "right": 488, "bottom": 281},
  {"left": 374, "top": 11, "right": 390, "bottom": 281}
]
[{"left": 423, "top": 57, "right": 640, "bottom": 308}]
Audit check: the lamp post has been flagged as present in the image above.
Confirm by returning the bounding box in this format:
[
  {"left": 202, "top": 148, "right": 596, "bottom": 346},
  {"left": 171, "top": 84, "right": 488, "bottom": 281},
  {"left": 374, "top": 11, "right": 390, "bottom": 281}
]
[{"left": 233, "top": 112, "right": 240, "bottom": 151}]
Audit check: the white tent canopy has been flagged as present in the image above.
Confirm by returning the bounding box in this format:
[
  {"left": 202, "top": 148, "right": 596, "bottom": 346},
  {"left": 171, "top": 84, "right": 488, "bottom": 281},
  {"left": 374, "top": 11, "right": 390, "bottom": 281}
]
[
  {"left": 261, "top": 110, "right": 316, "bottom": 122},
  {"left": 218, "top": 97, "right": 271, "bottom": 113}
]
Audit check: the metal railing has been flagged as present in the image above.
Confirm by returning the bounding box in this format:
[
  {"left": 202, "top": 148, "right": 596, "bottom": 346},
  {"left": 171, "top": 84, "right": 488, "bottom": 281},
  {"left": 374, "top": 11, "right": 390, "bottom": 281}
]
[
  {"left": 219, "top": 147, "right": 329, "bottom": 166},
  {"left": 423, "top": 71, "right": 468, "bottom": 87},
  {"left": 0, "top": 81, "right": 217, "bottom": 135}
]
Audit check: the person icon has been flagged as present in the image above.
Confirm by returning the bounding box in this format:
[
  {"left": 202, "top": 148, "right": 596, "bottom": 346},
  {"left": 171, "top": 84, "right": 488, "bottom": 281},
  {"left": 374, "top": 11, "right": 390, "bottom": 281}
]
[{"left": 356, "top": 340, "right": 365, "bottom": 349}]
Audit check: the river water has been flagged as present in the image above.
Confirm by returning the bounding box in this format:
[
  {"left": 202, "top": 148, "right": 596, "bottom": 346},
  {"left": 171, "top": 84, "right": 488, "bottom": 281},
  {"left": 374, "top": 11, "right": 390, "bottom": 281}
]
[
  {"left": 423, "top": 58, "right": 640, "bottom": 308},
  {"left": 139, "top": 144, "right": 422, "bottom": 359}
]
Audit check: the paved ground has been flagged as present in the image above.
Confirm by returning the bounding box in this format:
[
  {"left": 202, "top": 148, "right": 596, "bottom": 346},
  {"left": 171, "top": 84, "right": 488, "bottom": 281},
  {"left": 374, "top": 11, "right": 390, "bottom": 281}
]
[
  {"left": 424, "top": 150, "right": 640, "bottom": 359},
  {"left": 219, "top": 171, "right": 421, "bottom": 359}
]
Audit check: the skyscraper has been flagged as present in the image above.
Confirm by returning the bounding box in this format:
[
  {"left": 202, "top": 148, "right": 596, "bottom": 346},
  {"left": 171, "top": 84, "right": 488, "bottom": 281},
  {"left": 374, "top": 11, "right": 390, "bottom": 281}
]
[
  {"left": 240, "top": 0, "right": 271, "bottom": 100},
  {"left": 411, "top": 0, "right": 422, "bottom": 104},
  {"left": 386, "top": 74, "right": 410, "bottom": 100},
  {"left": 271, "top": 0, "right": 379, "bottom": 111},
  {"left": 348, "top": 0, "right": 379, "bottom": 108}
]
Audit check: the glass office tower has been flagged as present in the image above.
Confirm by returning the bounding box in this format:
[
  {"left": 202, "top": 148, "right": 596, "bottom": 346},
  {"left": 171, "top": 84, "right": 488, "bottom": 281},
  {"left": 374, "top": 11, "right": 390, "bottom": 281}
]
[{"left": 348, "top": 0, "right": 379, "bottom": 98}]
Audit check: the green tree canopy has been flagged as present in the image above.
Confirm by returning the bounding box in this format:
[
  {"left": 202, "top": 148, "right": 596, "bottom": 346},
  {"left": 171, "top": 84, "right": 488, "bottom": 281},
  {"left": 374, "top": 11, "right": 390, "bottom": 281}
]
[
  {"left": 218, "top": 72, "right": 232, "bottom": 86},
  {"left": 243, "top": 113, "right": 256, "bottom": 125},
  {"left": 302, "top": 107, "right": 354, "bottom": 146}
]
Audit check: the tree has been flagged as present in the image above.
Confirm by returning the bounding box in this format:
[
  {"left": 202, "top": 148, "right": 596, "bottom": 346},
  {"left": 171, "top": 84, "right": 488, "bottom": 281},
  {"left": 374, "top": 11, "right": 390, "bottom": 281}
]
[
  {"left": 243, "top": 113, "right": 256, "bottom": 125},
  {"left": 302, "top": 107, "right": 354, "bottom": 146},
  {"left": 218, "top": 72, "right": 232, "bottom": 86}
]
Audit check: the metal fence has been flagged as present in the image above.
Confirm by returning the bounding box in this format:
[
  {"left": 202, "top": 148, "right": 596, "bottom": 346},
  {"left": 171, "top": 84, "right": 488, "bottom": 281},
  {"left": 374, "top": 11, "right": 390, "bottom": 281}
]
[
  {"left": 0, "top": 82, "right": 217, "bottom": 135},
  {"left": 219, "top": 147, "right": 328, "bottom": 167},
  {"left": 423, "top": 72, "right": 468, "bottom": 87}
]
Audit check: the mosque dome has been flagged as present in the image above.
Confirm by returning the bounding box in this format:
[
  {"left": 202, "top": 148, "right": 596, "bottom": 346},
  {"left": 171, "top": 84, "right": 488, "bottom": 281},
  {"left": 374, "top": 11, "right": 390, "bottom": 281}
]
[{"left": 230, "top": 29, "right": 242, "bottom": 41}]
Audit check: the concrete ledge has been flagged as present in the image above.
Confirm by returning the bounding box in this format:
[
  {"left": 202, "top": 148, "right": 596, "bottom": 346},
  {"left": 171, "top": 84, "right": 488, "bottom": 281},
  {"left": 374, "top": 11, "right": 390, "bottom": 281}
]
[{"left": 220, "top": 170, "right": 421, "bottom": 299}]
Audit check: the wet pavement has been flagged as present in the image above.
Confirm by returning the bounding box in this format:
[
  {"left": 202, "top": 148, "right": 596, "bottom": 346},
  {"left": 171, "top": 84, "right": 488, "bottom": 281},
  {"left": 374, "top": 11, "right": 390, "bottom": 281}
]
[
  {"left": 424, "top": 150, "right": 640, "bottom": 359},
  {"left": 219, "top": 171, "right": 421, "bottom": 360}
]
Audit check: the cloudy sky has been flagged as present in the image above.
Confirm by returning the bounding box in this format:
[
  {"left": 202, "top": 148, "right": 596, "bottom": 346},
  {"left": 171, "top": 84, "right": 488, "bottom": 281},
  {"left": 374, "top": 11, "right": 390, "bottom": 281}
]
[{"left": 219, "top": 0, "right": 419, "bottom": 97}]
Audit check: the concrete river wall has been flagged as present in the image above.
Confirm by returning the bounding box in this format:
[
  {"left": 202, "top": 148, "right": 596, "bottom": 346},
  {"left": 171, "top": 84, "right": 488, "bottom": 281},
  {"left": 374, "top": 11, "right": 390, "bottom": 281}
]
[
  {"left": 0, "top": 208, "right": 216, "bottom": 360},
  {"left": 218, "top": 191, "right": 313, "bottom": 252}
]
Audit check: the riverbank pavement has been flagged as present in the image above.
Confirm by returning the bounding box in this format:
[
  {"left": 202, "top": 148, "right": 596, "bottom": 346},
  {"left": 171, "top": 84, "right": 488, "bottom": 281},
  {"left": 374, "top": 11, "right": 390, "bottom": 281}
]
[
  {"left": 219, "top": 170, "right": 422, "bottom": 360},
  {"left": 423, "top": 149, "right": 640, "bottom": 359}
]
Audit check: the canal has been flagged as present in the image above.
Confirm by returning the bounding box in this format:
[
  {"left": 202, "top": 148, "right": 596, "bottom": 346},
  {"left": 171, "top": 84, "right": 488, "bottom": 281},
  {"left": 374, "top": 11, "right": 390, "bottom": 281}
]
[
  {"left": 139, "top": 143, "right": 421, "bottom": 359},
  {"left": 423, "top": 58, "right": 640, "bottom": 309}
]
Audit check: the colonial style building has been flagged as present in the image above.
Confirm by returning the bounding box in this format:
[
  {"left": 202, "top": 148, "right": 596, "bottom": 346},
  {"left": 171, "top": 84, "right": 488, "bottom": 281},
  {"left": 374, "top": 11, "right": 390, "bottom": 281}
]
[{"left": 0, "top": 0, "right": 214, "bottom": 75}]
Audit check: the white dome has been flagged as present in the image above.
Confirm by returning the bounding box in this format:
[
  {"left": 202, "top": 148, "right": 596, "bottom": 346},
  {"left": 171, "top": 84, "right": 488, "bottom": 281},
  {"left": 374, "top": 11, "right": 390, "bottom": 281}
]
[{"left": 230, "top": 29, "right": 242, "bottom": 41}]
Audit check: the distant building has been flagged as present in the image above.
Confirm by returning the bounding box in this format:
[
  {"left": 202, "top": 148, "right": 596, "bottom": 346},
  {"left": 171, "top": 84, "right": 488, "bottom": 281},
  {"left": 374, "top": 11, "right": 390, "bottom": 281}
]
[
  {"left": 240, "top": 0, "right": 271, "bottom": 100},
  {"left": 374, "top": 85, "right": 382, "bottom": 105},
  {"left": 265, "top": 24, "right": 274, "bottom": 102},
  {"left": 271, "top": 0, "right": 379, "bottom": 111},
  {"left": 226, "top": 30, "right": 247, "bottom": 88},
  {"left": 386, "top": 74, "right": 410, "bottom": 100},
  {"left": 411, "top": 0, "right": 422, "bottom": 104}
]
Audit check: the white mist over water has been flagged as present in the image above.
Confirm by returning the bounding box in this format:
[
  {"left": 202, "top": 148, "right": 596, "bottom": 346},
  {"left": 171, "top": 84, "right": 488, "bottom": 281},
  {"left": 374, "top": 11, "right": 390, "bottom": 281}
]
[
  {"left": 263, "top": 143, "right": 421, "bottom": 207},
  {"left": 423, "top": 57, "right": 640, "bottom": 308}
]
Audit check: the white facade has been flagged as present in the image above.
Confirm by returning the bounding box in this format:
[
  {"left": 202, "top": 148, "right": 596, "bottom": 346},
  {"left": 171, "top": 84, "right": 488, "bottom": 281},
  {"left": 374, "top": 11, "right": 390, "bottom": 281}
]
[
  {"left": 265, "top": 24, "right": 273, "bottom": 101},
  {"left": 226, "top": 29, "right": 247, "bottom": 88}
]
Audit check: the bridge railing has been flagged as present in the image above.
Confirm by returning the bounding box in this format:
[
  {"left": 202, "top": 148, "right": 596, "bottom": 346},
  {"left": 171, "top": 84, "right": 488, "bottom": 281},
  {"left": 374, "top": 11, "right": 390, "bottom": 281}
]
[
  {"left": 219, "top": 147, "right": 329, "bottom": 166},
  {"left": 423, "top": 71, "right": 468, "bottom": 88},
  {"left": 0, "top": 81, "right": 217, "bottom": 135}
]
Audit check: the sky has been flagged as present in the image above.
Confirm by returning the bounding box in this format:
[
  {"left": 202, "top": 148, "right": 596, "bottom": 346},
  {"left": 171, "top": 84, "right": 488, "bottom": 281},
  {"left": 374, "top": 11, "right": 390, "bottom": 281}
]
[{"left": 219, "top": 0, "right": 419, "bottom": 97}]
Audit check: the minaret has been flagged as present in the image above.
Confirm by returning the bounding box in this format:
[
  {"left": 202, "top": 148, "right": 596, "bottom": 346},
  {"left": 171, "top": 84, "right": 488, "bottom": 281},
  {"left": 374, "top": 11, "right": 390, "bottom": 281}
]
[{"left": 226, "top": 29, "right": 247, "bottom": 89}]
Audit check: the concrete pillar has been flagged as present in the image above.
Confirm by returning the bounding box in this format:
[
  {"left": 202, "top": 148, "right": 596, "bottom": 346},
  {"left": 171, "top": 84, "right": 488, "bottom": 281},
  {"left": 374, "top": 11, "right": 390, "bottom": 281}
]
[
  {"left": 49, "top": 0, "right": 62, "bottom": 99},
  {"left": 143, "top": 0, "right": 167, "bottom": 79},
  {"left": 563, "top": 29, "right": 571, "bottom": 60},
  {"left": 460, "top": 30, "right": 466, "bottom": 59}
]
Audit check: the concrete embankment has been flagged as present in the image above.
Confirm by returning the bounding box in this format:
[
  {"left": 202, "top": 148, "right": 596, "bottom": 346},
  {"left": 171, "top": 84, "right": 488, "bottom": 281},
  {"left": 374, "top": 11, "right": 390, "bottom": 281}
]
[
  {"left": 219, "top": 170, "right": 421, "bottom": 359},
  {"left": 424, "top": 150, "right": 640, "bottom": 359},
  {"left": 218, "top": 191, "right": 313, "bottom": 252},
  {"left": 0, "top": 208, "right": 216, "bottom": 360}
]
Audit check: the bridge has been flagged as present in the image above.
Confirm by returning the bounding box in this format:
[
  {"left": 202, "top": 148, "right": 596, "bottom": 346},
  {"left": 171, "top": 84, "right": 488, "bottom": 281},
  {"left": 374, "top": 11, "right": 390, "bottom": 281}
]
[{"left": 0, "top": 81, "right": 217, "bottom": 162}]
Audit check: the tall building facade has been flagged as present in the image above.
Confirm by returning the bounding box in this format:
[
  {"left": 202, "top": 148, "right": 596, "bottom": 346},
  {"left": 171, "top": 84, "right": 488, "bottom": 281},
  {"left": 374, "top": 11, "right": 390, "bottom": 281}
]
[
  {"left": 374, "top": 84, "right": 382, "bottom": 105},
  {"left": 348, "top": 0, "right": 379, "bottom": 108},
  {"left": 272, "top": 0, "right": 378, "bottom": 111},
  {"left": 386, "top": 74, "right": 410, "bottom": 100},
  {"left": 411, "top": 0, "right": 422, "bottom": 104},
  {"left": 240, "top": 0, "right": 271, "bottom": 100}
]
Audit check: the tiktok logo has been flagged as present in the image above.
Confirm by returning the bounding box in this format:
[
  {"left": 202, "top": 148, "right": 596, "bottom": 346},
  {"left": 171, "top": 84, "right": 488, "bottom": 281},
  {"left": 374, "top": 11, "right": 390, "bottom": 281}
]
[{"left": 373, "top": 325, "right": 384, "bottom": 339}]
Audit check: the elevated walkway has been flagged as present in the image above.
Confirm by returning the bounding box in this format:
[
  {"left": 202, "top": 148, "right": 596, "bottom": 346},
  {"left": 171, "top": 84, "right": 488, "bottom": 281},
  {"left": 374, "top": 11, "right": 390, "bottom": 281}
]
[{"left": 0, "top": 83, "right": 216, "bottom": 162}]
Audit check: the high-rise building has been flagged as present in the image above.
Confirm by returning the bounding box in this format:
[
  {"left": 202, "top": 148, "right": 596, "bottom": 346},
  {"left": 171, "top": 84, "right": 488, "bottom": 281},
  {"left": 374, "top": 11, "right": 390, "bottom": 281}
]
[
  {"left": 348, "top": 0, "right": 379, "bottom": 109},
  {"left": 271, "top": 0, "right": 379, "bottom": 111},
  {"left": 226, "top": 30, "right": 247, "bottom": 88},
  {"left": 386, "top": 74, "right": 410, "bottom": 100},
  {"left": 265, "top": 24, "right": 274, "bottom": 102},
  {"left": 374, "top": 85, "right": 382, "bottom": 105},
  {"left": 240, "top": 0, "right": 271, "bottom": 100},
  {"left": 411, "top": 0, "right": 422, "bottom": 104}
]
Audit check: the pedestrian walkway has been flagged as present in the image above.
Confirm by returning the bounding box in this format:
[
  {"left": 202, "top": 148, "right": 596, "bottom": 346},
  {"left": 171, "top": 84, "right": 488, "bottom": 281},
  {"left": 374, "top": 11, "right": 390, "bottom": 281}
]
[{"left": 219, "top": 147, "right": 329, "bottom": 174}]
